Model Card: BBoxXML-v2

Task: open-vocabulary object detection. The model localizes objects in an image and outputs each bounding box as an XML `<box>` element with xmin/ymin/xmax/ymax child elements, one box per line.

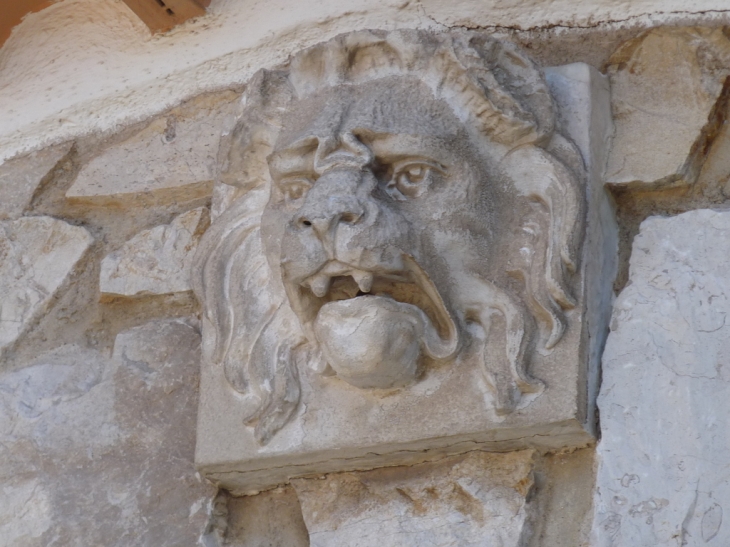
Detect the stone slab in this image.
<box><xmin>292</xmin><ymin>450</ymin><xmax>535</xmax><ymax>547</ymax></box>
<box><xmin>0</xmin><ymin>142</ymin><xmax>72</xmax><ymax>220</ymax></box>
<box><xmin>224</xmin><ymin>487</ymin><xmax>309</xmax><ymax>547</ymax></box>
<box><xmin>100</xmin><ymin>207</ymin><xmax>209</xmax><ymax>298</ymax></box>
<box><xmin>591</xmin><ymin>209</ymin><xmax>730</xmax><ymax>546</ymax></box>
<box><xmin>0</xmin><ymin>216</ymin><xmax>92</xmax><ymax>354</ymax></box>
<box><xmin>196</xmin><ymin>58</ymin><xmax>613</xmax><ymax>494</ymax></box>
<box><xmin>605</xmin><ymin>27</ymin><xmax>730</xmax><ymax>186</ymax></box>
<box><xmin>0</xmin><ymin>319</ymin><xmax>215</xmax><ymax>547</ymax></box>
<box><xmin>66</xmin><ymin>93</ymin><xmax>239</xmax><ymax>206</ymax></box>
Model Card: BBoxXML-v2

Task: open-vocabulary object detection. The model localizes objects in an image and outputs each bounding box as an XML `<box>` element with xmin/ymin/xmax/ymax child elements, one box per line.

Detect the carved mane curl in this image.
<box><xmin>192</xmin><ymin>29</ymin><xmax>584</xmax><ymax>444</ymax></box>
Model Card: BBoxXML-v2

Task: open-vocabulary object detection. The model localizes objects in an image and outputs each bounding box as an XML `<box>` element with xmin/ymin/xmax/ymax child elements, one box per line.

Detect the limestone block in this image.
<box><xmin>292</xmin><ymin>450</ymin><xmax>535</xmax><ymax>547</ymax></box>
<box><xmin>0</xmin><ymin>216</ymin><xmax>92</xmax><ymax>353</ymax></box>
<box><xmin>591</xmin><ymin>209</ymin><xmax>730</xmax><ymax>546</ymax></box>
<box><xmin>66</xmin><ymin>93</ymin><xmax>240</xmax><ymax>205</ymax></box>
<box><xmin>0</xmin><ymin>320</ymin><xmax>214</xmax><ymax>547</ymax></box>
<box><xmin>100</xmin><ymin>207</ymin><xmax>209</xmax><ymax>298</ymax></box>
<box><xmin>0</xmin><ymin>142</ymin><xmax>72</xmax><ymax>220</ymax></box>
<box><xmin>193</xmin><ymin>30</ymin><xmax>616</xmax><ymax>494</ymax></box>
<box><xmin>606</xmin><ymin>28</ymin><xmax>730</xmax><ymax>186</ymax></box>
<box><xmin>224</xmin><ymin>487</ymin><xmax>310</xmax><ymax>547</ymax></box>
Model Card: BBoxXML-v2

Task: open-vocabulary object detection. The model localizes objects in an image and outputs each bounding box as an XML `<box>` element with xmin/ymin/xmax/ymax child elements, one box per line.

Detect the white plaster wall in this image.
<box><xmin>1</xmin><ymin>0</ymin><xmax>729</xmax><ymax>161</ymax></box>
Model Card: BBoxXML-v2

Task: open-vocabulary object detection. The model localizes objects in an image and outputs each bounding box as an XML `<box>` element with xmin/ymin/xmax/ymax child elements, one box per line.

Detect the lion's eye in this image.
<box><xmin>387</xmin><ymin>161</ymin><xmax>443</xmax><ymax>200</ymax></box>
<box><xmin>280</xmin><ymin>178</ymin><xmax>313</xmax><ymax>203</ymax></box>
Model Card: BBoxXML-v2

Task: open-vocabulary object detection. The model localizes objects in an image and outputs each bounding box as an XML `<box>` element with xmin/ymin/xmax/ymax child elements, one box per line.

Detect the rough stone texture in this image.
<box><xmin>0</xmin><ymin>319</ymin><xmax>214</xmax><ymax>547</ymax></box>
<box><xmin>292</xmin><ymin>450</ymin><xmax>535</xmax><ymax>547</ymax></box>
<box><xmin>224</xmin><ymin>487</ymin><xmax>310</xmax><ymax>547</ymax></box>
<box><xmin>0</xmin><ymin>216</ymin><xmax>92</xmax><ymax>354</ymax></box>
<box><xmin>591</xmin><ymin>209</ymin><xmax>730</xmax><ymax>546</ymax></box>
<box><xmin>66</xmin><ymin>93</ymin><xmax>239</xmax><ymax>206</ymax></box>
<box><xmin>529</xmin><ymin>449</ymin><xmax>595</xmax><ymax>547</ymax></box>
<box><xmin>100</xmin><ymin>207</ymin><xmax>210</xmax><ymax>298</ymax></box>
<box><xmin>606</xmin><ymin>27</ymin><xmax>730</xmax><ymax>186</ymax></box>
<box><xmin>0</xmin><ymin>142</ymin><xmax>72</xmax><ymax>220</ymax></box>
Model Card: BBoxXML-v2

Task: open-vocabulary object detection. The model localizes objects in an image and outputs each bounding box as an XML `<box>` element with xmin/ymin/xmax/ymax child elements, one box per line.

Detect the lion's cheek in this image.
<box><xmin>312</xmin><ymin>296</ymin><xmax>424</xmax><ymax>390</ymax></box>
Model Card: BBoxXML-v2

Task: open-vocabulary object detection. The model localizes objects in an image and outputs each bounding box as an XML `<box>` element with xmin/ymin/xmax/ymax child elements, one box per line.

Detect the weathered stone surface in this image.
<box><xmin>0</xmin><ymin>216</ymin><xmax>92</xmax><ymax>353</ymax></box>
<box><xmin>292</xmin><ymin>450</ymin><xmax>535</xmax><ymax>547</ymax></box>
<box><xmin>591</xmin><ymin>209</ymin><xmax>730</xmax><ymax>546</ymax></box>
<box><xmin>224</xmin><ymin>487</ymin><xmax>310</xmax><ymax>547</ymax></box>
<box><xmin>0</xmin><ymin>319</ymin><xmax>214</xmax><ymax>547</ymax></box>
<box><xmin>530</xmin><ymin>449</ymin><xmax>595</xmax><ymax>547</ymax></box>
<box><xmin>0</xmin><ymin>142</ymin><xmax>72</xmax><ymax>220</ymax></box>
<box><xmin>100</xmin><ymin>207</ymin><xmax>209</xmax><ymax>298</ymax></box>
<box><xmin>66</xmin><ymin>93</ymin><xmax>239</xmax><ymax>205</ymax></box>
<box><xmin>606</xmin><ymin>28</ymin><xmax>730</xmax><ymax>186</ymax></box>
<box><xmin>193</xmin><ymin>31</ymin><xmax>613</xmax><ymax>494</ymax></box>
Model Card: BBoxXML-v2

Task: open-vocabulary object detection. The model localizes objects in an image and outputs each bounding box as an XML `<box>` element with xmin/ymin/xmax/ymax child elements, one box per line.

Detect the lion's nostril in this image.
<box><xmin>340</xmin><ymin>212</ymin><xmax>359</xmax><ymax>224</ymax></box>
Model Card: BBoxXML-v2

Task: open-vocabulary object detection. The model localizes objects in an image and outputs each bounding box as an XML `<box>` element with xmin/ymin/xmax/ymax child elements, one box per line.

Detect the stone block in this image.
<box><xmin>193</xmin><ymin>30</ymin><xmax>616</xmax><ymax>494</ymax></box>
<box><xmin>224</xmin><ymin>487</ymin><xmax>309</xmax><ymax>547</ymax></box>
<box><xmin>66</xmin><ymin>93</ymin><xmax>240</xmax><ymax>206</ymax></box>
<box><xmin>591</xmin><ymin>209</ymin><xmax>730</xmax><ymax>546</ymax></box>
<box><xmin>292</xmin><ymin>450</ymin><xmax>535</xmax><ymax>547</ymax></box>
<box><xmin>606</xmin><ymin>27</ymin><xmax>730</xmax><ymax>187</ymax></box>
<box><xmin>0</xmin><ymin>216</ymin><xmax>92</xmax><ymax>354</ymax></box>
<box><xmin>0</xmin><ymin>142</ymin><xmax>72</xmax><ymax>220</ymax></box>
<box><xmin>0</xmin><ymin>320</ymin><xmax>215</xmax><ymax>547</ymax></box>
<box><xmin>100</xmin><ymin>207</ymin><xmax>209</xmax><ymax>298</ymax></box>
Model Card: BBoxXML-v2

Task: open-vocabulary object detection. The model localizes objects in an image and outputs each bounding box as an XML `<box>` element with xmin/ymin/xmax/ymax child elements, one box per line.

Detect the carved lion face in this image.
<box><xmin>193</xmin><ymin>30</ymin><xmax>584</xmax><ymax>444</ymax></box>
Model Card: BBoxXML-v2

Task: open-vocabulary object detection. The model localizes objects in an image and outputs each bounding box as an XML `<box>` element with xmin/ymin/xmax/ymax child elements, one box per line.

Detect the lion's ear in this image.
<box><xmin>500</xmin><ymin>144</ymin><xmax>585</xmax><ymax>349</ymax></box>
<box><xmin>218</xmin><ymin>69</ymin><xmax>293</xmax><ymax>191</ymax></box>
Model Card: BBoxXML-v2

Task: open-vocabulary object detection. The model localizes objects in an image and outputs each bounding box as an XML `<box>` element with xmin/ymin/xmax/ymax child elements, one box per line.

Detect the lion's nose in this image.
<box><xmin>296</xmin><ymin>209</ymin><xmax>363</xmax><ymax>238</ymax></box>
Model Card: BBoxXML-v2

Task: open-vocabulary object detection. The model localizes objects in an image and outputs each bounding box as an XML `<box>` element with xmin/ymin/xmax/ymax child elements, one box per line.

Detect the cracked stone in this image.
<box><xmin>99</xmin><ymin>207</ymin><xmax>210</xmax><ymax>298</ymax></box>
<box><xmin>292</xmin><ymin>450</ymin><xmax>536</xmax><ymax>547</ymax></box>
<box><xmin>0</xmin><ymin>319</ymin><xmax>215</xmax><ymax>547</ymax></box>
<box><xmin>0</xmin><ymin>216</ymin><xmax>92</xmax><ymax>354</ymax></box>
<box><xmin>0</xmin><ymin>142</ymin><xmax>73</xmax><ymax>220</ymax></box>
<box><xmin>605</xmin><ymin>27</ymin><xmax>730</xmax><ymax>187</ymax></box>
<box><xmin>591</xmin><ymin>209</ymin><xmax>730</xmax><ymax>546</ymax></box>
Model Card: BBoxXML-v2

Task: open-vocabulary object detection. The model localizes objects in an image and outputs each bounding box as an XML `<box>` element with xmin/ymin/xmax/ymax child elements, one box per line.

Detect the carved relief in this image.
<box><xmin>192</xmin><ymin>29</ymin><xmax>585</xmax><ymax>445</ymax></box>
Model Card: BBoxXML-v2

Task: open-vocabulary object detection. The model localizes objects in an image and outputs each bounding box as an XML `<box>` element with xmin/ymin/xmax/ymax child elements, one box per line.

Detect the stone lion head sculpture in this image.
<box><xmin>192</xmin><ymin>29</ymin><xmax>585</xmax><ymax>445</ymax></box>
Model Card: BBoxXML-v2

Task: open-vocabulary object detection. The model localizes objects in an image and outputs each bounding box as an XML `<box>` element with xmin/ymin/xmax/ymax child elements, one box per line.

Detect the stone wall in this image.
<box><xmin>3</xmin><ymin>4</ymin><xmax>730</xmax><ymax>547</ymax></box>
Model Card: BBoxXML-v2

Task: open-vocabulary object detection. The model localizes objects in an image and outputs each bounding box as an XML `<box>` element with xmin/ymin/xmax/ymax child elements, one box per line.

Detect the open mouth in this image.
<box><xmin>292</xmin><ymin>256</ymin><xmax>459</xmax><ymax>358</ymax></box>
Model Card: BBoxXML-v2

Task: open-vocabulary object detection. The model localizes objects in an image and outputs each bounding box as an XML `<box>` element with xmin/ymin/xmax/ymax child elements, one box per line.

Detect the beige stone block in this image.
<box><xmin>0</xmin><ymin>320</ymin><xmax>215</xmax><ymax>547</ymax></box>
<box><xmin>591</xmin><ymin>209</ymin><xmax>730</xmax><ymax>546</ymax></box>
<box><xmin>606</xmin><ymin>27</ymin><xmax>730</xmax><ymax>187</ymax></box>
<box><xmin>0</xmin><ymin>142</ymin><xmax>72</xmax><ymax>220</ymax></box>
<box><xmin>66</xmin><ymin>93</ymin><xmax>240</xmax><ymax>206</ymax></box>
<box><xmin>100</xmin><ymin>207</ymin><xmax>209</xmax><ymax>298</ymax></box>
<box><xmin>224</xmin><ymin>487</ymin><xmax>309</xmax><ymax>547</ymax></box>
<box><xmin>0</xmin><ymin>216</ymin><xmax>92</xmax><ymax>353</ymax></box>
<box><xmin>292</xmin><ymin>450</ymin><xmax>535</xmax><ymax>547</ymax></box>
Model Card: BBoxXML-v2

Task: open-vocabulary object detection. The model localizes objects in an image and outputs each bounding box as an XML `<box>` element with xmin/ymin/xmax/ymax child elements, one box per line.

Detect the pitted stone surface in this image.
<box><xmin>66</xmin><ymin>93</ymin><xmax>239</xmax><ymax>205</ymax></box>
<box><xmin>606</xmin><ymin>27</ymin><xmax>730</xmax><ymax>186</ymax></box>
<box><xmin>0</xmin><ymin>320</ymin><xmax>214</xmax><ymax>547</ymax></box>
<box><xmin>292</xmin><ymin>450</ymin><xmax>535</xmax><ymax>547</ymax></box>
<box><xmin>100</xmin><ymin>207</ymin><xmax>209</xmax><ymax>298</ymax></box>
<box><xmin>591</xmin><ymin>209</ymin><xmax>730</xmax><ymax>546</ymax></box>
<box><xmin>0</xmin><ymin>216</ymin><xmax>92</xmax><ymax>353</ymax></box>
<box><xmin>0</xmin><ymin>142</ymin><xmax>72</xmax><ymax>220</ymax></box>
